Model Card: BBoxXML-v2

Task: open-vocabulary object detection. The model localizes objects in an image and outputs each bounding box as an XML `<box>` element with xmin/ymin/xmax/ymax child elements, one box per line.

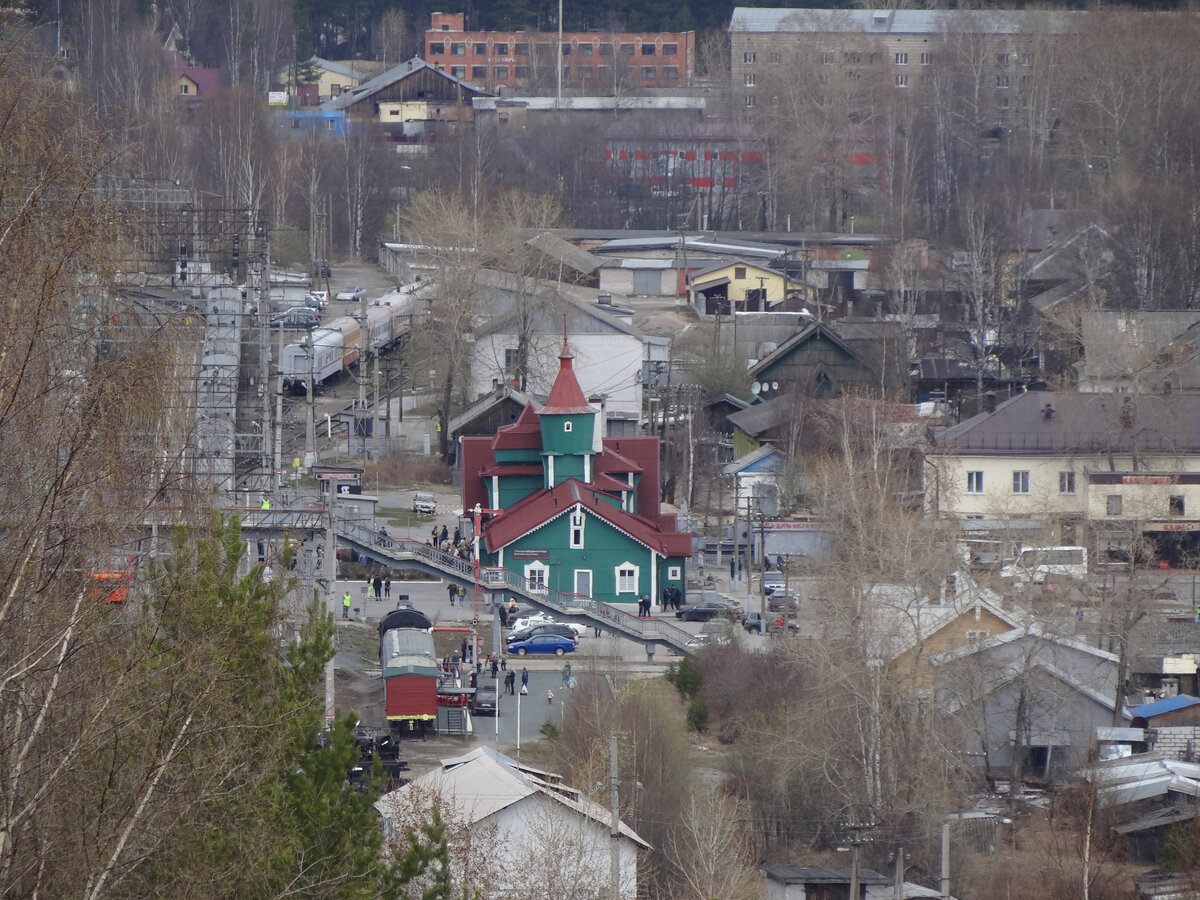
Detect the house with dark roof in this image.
<box><xmin>321</xmin><ymin>57</ymin><xmax>491</xmax><ymax>140</ymax></box>
<box><xmin>461</xmin><ymin>339</ymin><xmax>691</xmax><ymax>612</ymax></box>
<box><xmin>166</xmin><ymin>50</ymin><xmax>220</xmax><ymax>113</ymax></box>
<box><xmin>930</xmin><ymin>391</ymin><xmax>1200</xmax><ymax>564</ymax></box>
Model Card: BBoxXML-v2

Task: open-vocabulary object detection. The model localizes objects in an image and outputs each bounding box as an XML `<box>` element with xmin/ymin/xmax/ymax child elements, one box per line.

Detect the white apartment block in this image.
<box><xmin>930</xmin><ymin>392</ymin><xmax>1200</xmax><ymax>565</ymax></box>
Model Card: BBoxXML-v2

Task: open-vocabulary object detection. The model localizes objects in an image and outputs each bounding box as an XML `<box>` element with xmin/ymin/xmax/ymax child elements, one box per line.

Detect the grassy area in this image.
<box><xmin>377</xmin><ymin>506</ymin><xmax>435</xmax><ymax>528</ymax></box>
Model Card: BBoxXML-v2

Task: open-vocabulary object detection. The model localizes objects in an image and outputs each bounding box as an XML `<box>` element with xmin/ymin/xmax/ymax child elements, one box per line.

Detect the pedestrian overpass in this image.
<box><xmin>335</xmin><ymin>519</ymin><xmax>695</xmax><ymax>658</ymax></box>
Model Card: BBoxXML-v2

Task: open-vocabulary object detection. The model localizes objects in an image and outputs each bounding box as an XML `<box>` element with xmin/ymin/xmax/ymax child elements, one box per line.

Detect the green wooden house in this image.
<box><xmin>460</xmin><ymin>340</ymin><xmax>692</xmax><ymax>612</ymax></box>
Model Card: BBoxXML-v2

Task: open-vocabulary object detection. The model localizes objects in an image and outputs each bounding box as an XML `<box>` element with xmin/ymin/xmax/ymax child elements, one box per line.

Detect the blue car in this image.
<box><xmin>508</xmin><ymin>633</ymin><xmax>576</xmax><ymax>656</ymax></box>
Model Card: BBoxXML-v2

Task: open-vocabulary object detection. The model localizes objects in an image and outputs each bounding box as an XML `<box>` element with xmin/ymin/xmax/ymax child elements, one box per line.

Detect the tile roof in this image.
<box><xmin>492</xmin><ymin>403</ymin><xmax>543</xmax><ymax>451</ymax></box>
<box><xmin>538</xmin><ymin>340</ymin><xmax>595</xmax><ymax>415</ymax></box>
<box><xmin>483</xmin><ymin>478</ymin><xmax>691</xmax><ymax>557</ymax></box>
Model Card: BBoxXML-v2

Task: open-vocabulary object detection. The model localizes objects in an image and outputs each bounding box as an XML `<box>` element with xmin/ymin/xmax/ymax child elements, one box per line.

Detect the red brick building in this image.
<box><xmin>425</xmin><ymin>12</ymin><xmax>694</xmax><ymax>95</ymax></box>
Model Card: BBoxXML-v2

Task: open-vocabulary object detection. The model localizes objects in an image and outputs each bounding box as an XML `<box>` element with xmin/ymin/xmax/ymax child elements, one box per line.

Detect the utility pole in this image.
<box><xmin>274</xmin><ymin>319</ymin><xmax>285</xmax><ymax>489</ymax></box>
<box><xmin>842</xmin><ymin>821</ymin><xmax>875</xmax><ymax>900</ymax></box>
<box><xmin>609</xmin><ymin>735</ymin><xmax>620</xmax><ymax>900</ymax></box>
<box><xmin>305</xmin><ymin>330</ymin><xmax>316</xmax><ymax>469</ymax></box>
<box><xmin>940</xmin><ymin>821</ymin><xmax>951</xmax><ymax>900</ymax></box>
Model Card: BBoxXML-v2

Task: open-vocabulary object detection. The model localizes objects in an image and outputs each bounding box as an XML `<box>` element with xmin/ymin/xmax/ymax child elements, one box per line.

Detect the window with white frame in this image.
<box><xmin>745</xmin><ymin>72</ymin><xmax>756</xmax><ymax>87</ymax></box>
<box><xmin>895</xmin><ymin>74</ymin><xmax>908</xmax><ymax>87</ymax></box>
<box><xmin>1059</xmin><ymin>471</ymin><xmax>1076</xmax><ymax>494</ymax></box>
<box><xmin>1107</xmin><ymin>495</ymin><xmax>1123</xmax><ymax>516</ymax></box>
<box><xmin>894</xmin><ymin>52</ymin><xmax>908</xmax><ymax>65</ymax></box>
<box><xmin>743</xmin><ymin>51</ymin><xmax>756</xmax><ymax>64</ymax></box>
<box><xmin>1012</xmin><ymin>470</ymin><xmax>1030</xmax><ymax>493</ymax></box>
<box><xmin>563</xmin><ymin>421</ymin><xmax>572</xmax><ymax>432</ymax></box>
<box><xmin>524</xmin><ymin>562</ymin><xmax>548</xmax><ymax>592</ymax></box>
<box><xmin>967</xmin><ymin>471</ymin><xmax>984</xmax><ymax>494</ymax></box>
<box><xmin>921</xmin><ymin>52</ymin><xmax>933</xmax><ymax>65</ymax></box>
<box><xmin>745</xmin><ymin>94</ymin><xmax>756</xmax><ymax>108</ymax></box>
<box><xmin>668</xmin><ymin>566</ymin><xmax>681</xmax><ymax>580</ymax></box>
<box><xmin>570</xmin><ymin>512</ymin><xmax>585</xmax><ymax>549</ymax></box>
<box><xmin>615</xmin><ymin>563</ymin><xmax>638</xmax><ymax>594</ymax></box>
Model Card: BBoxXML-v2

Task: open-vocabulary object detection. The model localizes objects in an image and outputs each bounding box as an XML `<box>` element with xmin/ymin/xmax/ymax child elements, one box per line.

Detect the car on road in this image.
<box><xmin>507</xmin><ymin>623</ymin><xmax>580</xmax><ymax>645</ymax></box>
<box><xmin>763</xmin><ymin>571</ymin><xmax>786</xmax><ymax>595</ymax></box>
<box><xmin>412</xmin><ymin>491</ymin><xmax>437</xmax><ymax>515</ymax></box>
<box><xmin>509</xmin><ymin>614</ymin><xmax>555</xmax><ymax>632</ymax></box>
<box><xmin>471</xmin><ymin>682</ymin><xmax>498</xmax><ymax>715</ymax></box>
<box><xmin>676</xmin><ymin>599</ymin><xmax>740</xmax><ymax>622</ymax></box>
<box><xmin>508</xmin><ymin>633</ymin><xmax>576</xmax><ymax>656</ymax></box>
<box><xmin>336</xmin><ymin>286</ymin><xmax>366</xmax><ymax>301</ymax></box>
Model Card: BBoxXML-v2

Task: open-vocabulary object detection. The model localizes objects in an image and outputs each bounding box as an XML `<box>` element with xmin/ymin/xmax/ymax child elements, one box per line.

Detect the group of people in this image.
<box><xmin>660</xmin><ymin>585</ymin><xmax>683</xmax><ymax>612</ymax></box>
<box><xmin>428</xmin><ymin>525</ymin><xmax>475</xmax><ymax>562</ymax></box>
<box><xmin>635</xmin><ymin>594</ymin><xmax>653</xmax><ymax>617</ymax></box>
<box><xmin>370</xmin><ymin>575</ymin><xmax>392</xmax><ymax>600</ymax></box>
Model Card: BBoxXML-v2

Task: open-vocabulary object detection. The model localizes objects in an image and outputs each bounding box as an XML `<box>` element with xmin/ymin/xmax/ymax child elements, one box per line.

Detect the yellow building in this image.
<box><xmin>688</xmin><ymin>259</ymin><xmax>801</xmax><ymax>316</ymax></box>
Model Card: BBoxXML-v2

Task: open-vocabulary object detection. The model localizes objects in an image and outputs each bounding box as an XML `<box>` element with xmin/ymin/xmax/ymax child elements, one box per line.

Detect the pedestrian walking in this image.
<box><xmin>451</xmin><ymin>650</ymin><xmax>461</xmax><ymax>678</ymax></box>
<box><xmin>372</xmin><ymin>575</ymin><xmax>383</xmax><ymax>599</ymax></box>
<box><xmin>447</xmin><ymin>581</ymin><xmax>457</xmax><ymax>606</ymax></box>
<box><xmin>440</xmin><ymin>525</ymin><xmax>448</xmax><ymax>543</ymax></box>
<box><xmin>594</xmin><ymin>624</ymin><xmax>602</xmax><ymax>637</ymax></box>
<box><xmin>461</xmin><ymin>638</ymin><xmax>469</xmax><ymax>662</ymax></box>
<box><xmin>561</xmin><ymin>662</ymin><xmax>572</xmax><ymax>688</ymax></box>
<box><xmin>505</xmin><ymin>671</ymin><xmax>516</xmax><ymax>695</ymax></box>
<box><xmin>547</xmin><ymin>689</ymin><xmax>554</xmax><ymax>704</ymax></box>
<box><xmin>384</xmin><ymin>577</ymin><xmax>391</xmax><ymax>599</ymax></box>
<box><xmin>521</xmin><ymin>667</ymin><xmax>529</xmax><ymax>690</ymax></box>
<box><xmin>490</xmin><ymin>656</ymin><xmax>499</xmax><ymax>678</ymax></box>
<box><xmin>342</xmin><ymin>591</ymin><xmax>351</xmax><ymax>619</ymax></box>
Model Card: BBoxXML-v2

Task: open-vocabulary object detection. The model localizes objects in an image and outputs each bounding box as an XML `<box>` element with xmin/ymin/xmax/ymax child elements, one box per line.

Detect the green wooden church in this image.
<box><xmin>460</xmin><ymin>339</ymin><xmax>692</xmax><ymax>611</ymax></box>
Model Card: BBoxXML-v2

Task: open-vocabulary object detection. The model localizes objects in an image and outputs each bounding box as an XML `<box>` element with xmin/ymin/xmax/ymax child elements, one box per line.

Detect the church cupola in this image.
<box><xmin>538</xmin><ymin>335</ymin><xmax>597</xmax><ymax>485</ymax></box>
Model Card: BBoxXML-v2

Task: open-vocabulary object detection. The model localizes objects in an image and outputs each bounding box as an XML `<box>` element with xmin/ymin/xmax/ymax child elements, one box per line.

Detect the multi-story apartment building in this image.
<box><xmin>425</xmin><ymin>13</ymin><xmax>694</xmax><ymax>95</ymax></box>
<box><xmin>729</xmin><ymin>7</ymin><xmax>1086</xmax><ymax>118</ymax></box>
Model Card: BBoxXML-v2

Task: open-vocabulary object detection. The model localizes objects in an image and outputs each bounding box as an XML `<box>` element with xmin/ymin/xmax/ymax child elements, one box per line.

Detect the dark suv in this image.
<box><xmin>472</xmin><ymin>682</ymin><xmax>498</xmax><ymax>715</ymax></box>
<box><xmin>507</xmin><ymin>623</ymin><xmax>578</xmax><ymax>644</ymax></box>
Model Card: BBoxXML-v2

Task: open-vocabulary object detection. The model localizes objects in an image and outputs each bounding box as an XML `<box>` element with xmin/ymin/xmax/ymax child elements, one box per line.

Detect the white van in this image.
<box><xmin>999</xmin><ymin>546</ymin><xmax>1088</xmax><ymax>584</ymax></box>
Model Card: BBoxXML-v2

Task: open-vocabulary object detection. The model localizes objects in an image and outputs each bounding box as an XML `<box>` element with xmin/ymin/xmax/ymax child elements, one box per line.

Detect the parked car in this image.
<box><xmin>509</xmin><ymin>614</ymin><xmax>555</xmax><ymax>633</ymax></box>
<box><xmin>762</xmin><ymin>571</ymin><xmax>785</xmax><ymax>595</ymax></box>
<box><xmin>676</xmin><ymin>599</ymin><xmax>740</xmax><ymax>622</ymax></box>
<box><xmin>744</xmin><ymin>611</ymin><xmax>800</xmax><ymax>634</ymax></box>
<box><xmin>271</xmin><ymin>307</ymin><xmax>321</xmax><ymax>329</ymax></box>
<box><xmin>412</xmin><ymin>491</ymin><xmax>436</xmax><ymax>515</ymax></box>
<box><xmin>314</xmin><ymin>259</ymin><xmax>332</xmax><ymax>277</ymax></box>
<box><xmin>767</xmin><ymin>590</ymin><xmax>799</xmax><ymax>613</ymax></box>
<box><xmin>509</xmin><ymin>633</ymin><xmax>576</xmax><ymax>656</ymax></box>
<box><xmin>336</xmin><ymin>285</ymin><xmax>365</xmax><ymax>301</ymax></box>
<box><xmin>507</xmin><ymin>623</ymin><xmax>579</xmax><ymax>644</ymax></box>
<box><xmin>471</xmin><ymin>682</ymin><xmax>498</xmax><ymax>715</ymax></box>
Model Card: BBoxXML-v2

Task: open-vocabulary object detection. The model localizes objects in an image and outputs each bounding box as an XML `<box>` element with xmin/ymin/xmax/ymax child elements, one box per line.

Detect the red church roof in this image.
<box><xmin>482</xmin><ymin>478</ymin><xmax>691</xmax><ymax>557</ymax></box>
<box><xmin>538</xmin><ymin>338</ymin><xmax>594</xmax><ymax>415</ymax></box>
<box><xmin>491</xmin><ymin>402</ymin><xmax>542</xmax><ymax>450</ymax></box>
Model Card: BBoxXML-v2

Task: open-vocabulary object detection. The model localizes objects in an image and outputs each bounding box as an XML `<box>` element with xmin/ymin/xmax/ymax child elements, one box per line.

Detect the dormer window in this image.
<box><xmin>570</xmin><ymin>512</ymin><xmax>585</xmax><ymax>548</ymax></box>
<box><xmin>564</xmin><ymin>421</ymin><xmax>572</xmax><ymax>432</ymax></box>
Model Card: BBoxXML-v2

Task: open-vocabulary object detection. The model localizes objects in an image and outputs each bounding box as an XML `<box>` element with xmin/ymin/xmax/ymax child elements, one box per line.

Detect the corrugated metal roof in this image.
<box><xmin>1129</xmin><ymin>694</ymin><xmax>1200</xmax><ymax>719</ymax></box>
<box><xmin>731</xmin><ymin>7</ymin><xmax>1086</xmax><ymax>35</ymax></box>
<box><xmin>474</xmin><ymin>95</ymin><xmax>705</xmax><ymax>111</ymax></box>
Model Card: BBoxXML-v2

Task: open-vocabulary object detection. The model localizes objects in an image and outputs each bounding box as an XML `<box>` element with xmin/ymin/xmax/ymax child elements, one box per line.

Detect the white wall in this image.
<box><xmin>470</xmin><ymin>331</ymin><xmax>645</xmax><ymax>419</ymax></box>
<box><xmin>492</xmin><ymin>795</ymin><xmax>639</xmax><ymax>899</ymax></box>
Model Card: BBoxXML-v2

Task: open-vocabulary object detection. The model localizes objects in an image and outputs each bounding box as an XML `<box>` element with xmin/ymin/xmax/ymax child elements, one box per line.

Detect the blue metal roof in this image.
<box><xmin>1128</xmin><ymin>694</ymin><xmax>1200</xmax><ymax>719</ymax></box>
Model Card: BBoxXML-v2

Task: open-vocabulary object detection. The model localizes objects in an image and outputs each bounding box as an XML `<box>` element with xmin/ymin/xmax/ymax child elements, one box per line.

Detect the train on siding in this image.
<box><xmin>281</xmin><ymin>282</ymin><xmax>432</xmax><ymax>394</ymax></box>
<box><xmin>378</xmin><ymin>605</ymin><xmax>439</xmax><ymax>733</ymax></box>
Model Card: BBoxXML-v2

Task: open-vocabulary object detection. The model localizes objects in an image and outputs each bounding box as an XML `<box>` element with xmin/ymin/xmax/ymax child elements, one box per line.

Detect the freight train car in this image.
<box><xmin>379</xmin><ymin>606</ymin><xmax>438</xmax><ymax>732</ymax></box>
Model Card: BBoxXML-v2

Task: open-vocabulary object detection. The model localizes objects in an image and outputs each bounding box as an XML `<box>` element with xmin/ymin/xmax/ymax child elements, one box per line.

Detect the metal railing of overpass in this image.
<box><xmin>336</xmin><ymin>518</ymin><xmax>695</xmax><ymax>655</ymax></box>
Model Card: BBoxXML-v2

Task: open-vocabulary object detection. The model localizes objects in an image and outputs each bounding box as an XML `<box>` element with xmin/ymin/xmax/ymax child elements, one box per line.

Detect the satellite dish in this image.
<box><xmin>751</xmin><ymin>382</ymin><xmax>761</xmax><ymax>395</ymax></box>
